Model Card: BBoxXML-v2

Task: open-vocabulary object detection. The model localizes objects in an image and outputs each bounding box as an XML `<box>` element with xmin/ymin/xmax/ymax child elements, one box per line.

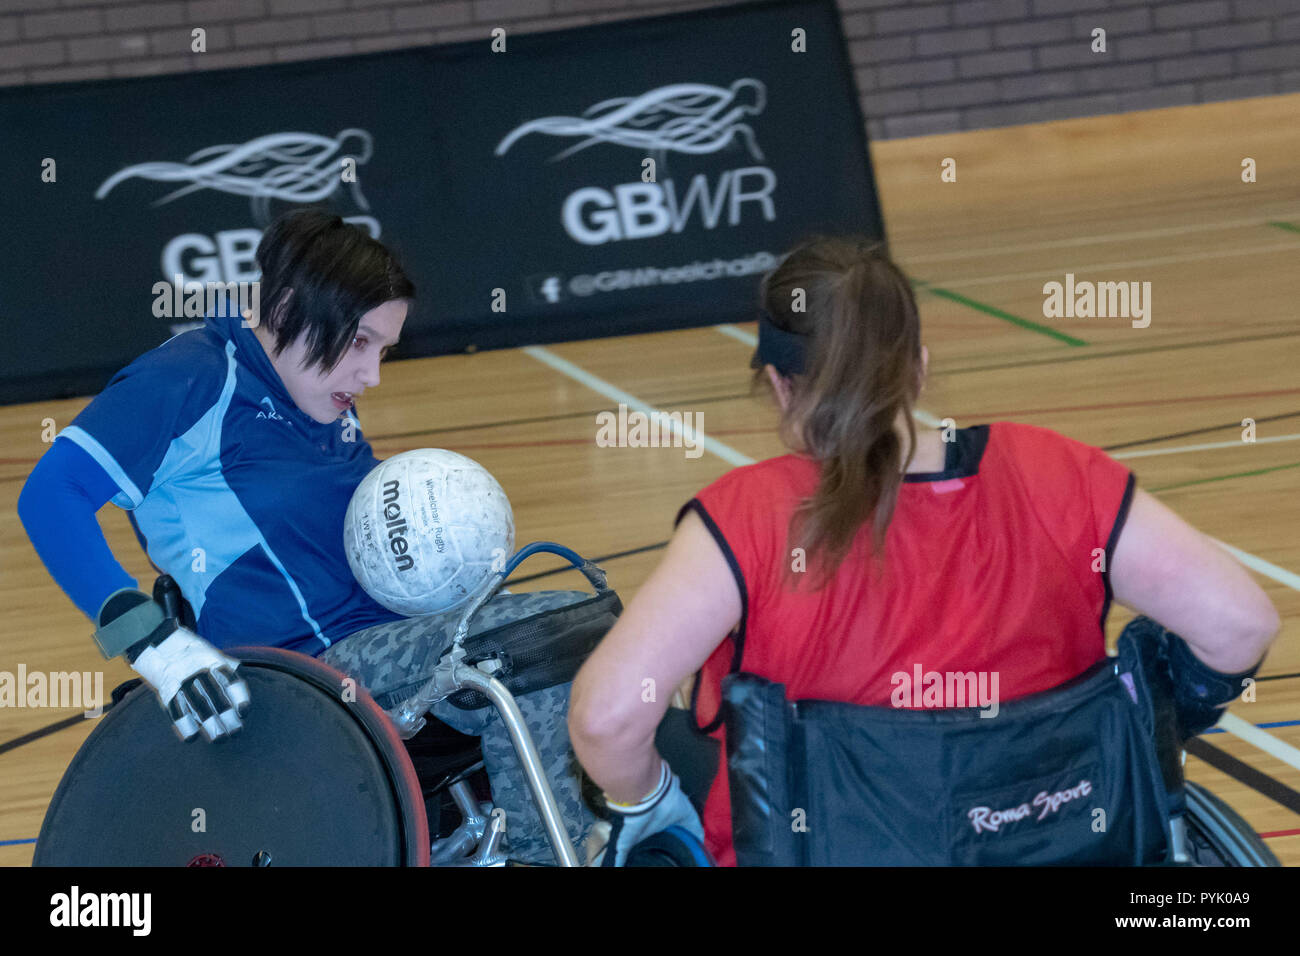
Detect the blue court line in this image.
<box><xmin>1205</xmin><ymin>719</ymin><xmax>1300</xmax><ymax>734</ymax></box>
<box><xmin>0</xmin><ymin>837</ymin><xmax>37</xmax><ymax>847</ymax></box>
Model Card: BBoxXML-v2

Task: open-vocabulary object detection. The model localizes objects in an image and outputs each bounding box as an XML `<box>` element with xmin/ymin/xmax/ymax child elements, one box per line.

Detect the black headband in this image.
<box><xmin>756</xmin><ymin>309</ymin><xmax>807</xmax><ymax>376</ymax></box>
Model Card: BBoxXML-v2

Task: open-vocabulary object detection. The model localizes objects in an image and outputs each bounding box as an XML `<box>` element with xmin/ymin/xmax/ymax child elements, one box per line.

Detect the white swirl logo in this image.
<box><xmin>495</xmin><ymin>79</ymin><xmax>766</xmax><ymax>163</ymax></box>
<box><xmin>94</xmin><ymin>129</ymin><xmax>374</xmax><ymax>224</ymax></box>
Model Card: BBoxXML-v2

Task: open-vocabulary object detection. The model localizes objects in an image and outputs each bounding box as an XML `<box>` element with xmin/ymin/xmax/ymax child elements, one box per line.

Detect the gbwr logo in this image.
<box><xmin>560</xmin><ymin>170</ymin><xmax>775</xmax><ymax>245</ymax></box>
<box><xmin>496</xmin><ymin>80</ymin><xmax>777</xmax><ymax>246</ymax></box>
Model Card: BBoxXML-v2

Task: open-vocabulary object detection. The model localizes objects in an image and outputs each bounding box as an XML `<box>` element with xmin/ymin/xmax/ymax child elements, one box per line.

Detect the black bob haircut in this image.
<box><xmin>253</xmin><ymin>207</ymin><xmax>416</xmax><ymax>373</ymax></box>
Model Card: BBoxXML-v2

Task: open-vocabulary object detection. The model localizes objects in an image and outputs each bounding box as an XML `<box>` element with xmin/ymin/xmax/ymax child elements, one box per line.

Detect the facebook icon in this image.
<box><xmin>527</xmin><ymin>275</ymin><xmax>564</xmax><ymax>304</ymax></box>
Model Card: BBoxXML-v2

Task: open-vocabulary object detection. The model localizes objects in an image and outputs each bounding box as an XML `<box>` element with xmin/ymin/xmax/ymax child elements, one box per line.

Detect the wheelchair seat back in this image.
<box><xmin>722</xmin><ymin>626</ymin><xmax>1181</xmax><ymax>866</ymax></box>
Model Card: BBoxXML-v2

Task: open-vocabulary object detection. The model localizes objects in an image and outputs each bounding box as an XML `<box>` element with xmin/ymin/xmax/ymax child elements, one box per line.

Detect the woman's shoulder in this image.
<box><xmin>77</xmin><ymin>327</ymin><xmax>236</xmax><ymax>448</ymax></box>
<box><xmin>986</xmin><ymin>421</ymin><xmax>1110</xmax><ymax>463</ymax></box>
<box><xmin>110</xmin><ymin>325</ymin><xmax>231</xmax><ymax>397</ymax></box>
<box><xmin>984</xmin><ymin>421</ymin><xmax>1128</xmax><ymax>502</ymax></box>
<box><xmin>693</xmin><ymin>453</ymin><xmax>817</xmax><ymax>504</ymax></box>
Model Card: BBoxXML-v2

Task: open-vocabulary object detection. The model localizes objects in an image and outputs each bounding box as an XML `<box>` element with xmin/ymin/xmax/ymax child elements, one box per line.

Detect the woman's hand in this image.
<box><xmin>95</xmin><ymin>588</ymin><xmax>250</xmax><ymax>741</ymax></box>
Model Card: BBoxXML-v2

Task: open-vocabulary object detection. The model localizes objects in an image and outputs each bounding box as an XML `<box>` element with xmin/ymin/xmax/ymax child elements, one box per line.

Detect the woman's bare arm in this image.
<box><xmin>1109</xmin><ymin>488</ymin><xmax>1280</xmax><ymax>673</ymax></box>
<box><xmin>568</xmin><ymin>508</ymin><xmax>741</xmax><ymax>804</ymax></box>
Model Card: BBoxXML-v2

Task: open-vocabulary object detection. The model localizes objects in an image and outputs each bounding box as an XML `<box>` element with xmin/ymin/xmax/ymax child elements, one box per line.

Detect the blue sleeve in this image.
<box><xmin>17</xmin><ymin>437</ymin><xmax>140</xmax><ymax>621</ymax></box>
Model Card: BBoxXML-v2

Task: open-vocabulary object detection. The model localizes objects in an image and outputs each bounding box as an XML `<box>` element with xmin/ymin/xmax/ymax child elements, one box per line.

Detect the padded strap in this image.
<box><xmin>93</xmin><ymin>588</ymin><xmax>165</xmax><ymax>660</ymax></box>
<box><xmin>721</xmin><ymin>672</ymin><xmax>800</xmax><ymax>866</ymax></box>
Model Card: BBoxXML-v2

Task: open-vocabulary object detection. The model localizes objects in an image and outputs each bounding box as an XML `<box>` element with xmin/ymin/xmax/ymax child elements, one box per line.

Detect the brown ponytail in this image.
<box><xmin>758</xmin><ymin>235</ymin><xmax>924</xmax><ymax>589</ymax></box>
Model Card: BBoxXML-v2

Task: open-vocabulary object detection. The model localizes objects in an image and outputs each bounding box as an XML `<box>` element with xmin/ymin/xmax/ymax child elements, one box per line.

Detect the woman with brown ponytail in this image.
<box><xmin>568</xmin><ymin>235</ymin><xmax>1279</xmax><ymax>867</ymax></box>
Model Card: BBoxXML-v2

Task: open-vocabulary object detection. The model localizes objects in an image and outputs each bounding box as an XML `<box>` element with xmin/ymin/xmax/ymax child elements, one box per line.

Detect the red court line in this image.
<box><xmin>371</xmin><ymin>428</ymin><xmax>776</xmax><ymax>454</ymax></box>
<box><xmin>963</xmin><ymin>387</ymin><xmax>1300</xmax><ymax>420</ymax></box>
<box><xmin>1259</xmin><ymin>827</ymin><xmax>1300</xmax><ymax>839</ymax></box>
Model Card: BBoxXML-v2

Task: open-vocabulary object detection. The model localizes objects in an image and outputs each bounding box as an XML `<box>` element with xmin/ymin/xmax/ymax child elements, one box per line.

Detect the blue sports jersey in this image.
<box><xmin>56</xmin><ymin>297</ymin><xmax>404</xmax><ymax>654</ymax></box>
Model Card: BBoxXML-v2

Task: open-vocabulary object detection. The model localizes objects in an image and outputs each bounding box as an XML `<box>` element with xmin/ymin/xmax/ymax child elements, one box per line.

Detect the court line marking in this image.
<box><xmin>719</xmin><ymin>326</ymin><xmax>1300</xmax><ymax>461</ymax></box>
<box><xmin>530</xmin><ymin>340</ymin><xmax>1300</xmax><ymax>771</ymax></box>
<box><xmin>921</xmin><ymin>285</ymin><xmax>1088</xmax><ymax>346</ymax></box>
<box><xmin>1112</xmin><ymin>434</ymin><xmax>1300</xmax><ymax>459</ymax></box>
<box><xmin>1149</xmin><ymin>460</ymin><xmax>1300</xmax><ymax>493</ymax></box>
<box><xmin>1258</xmin><ymin>827</ymin><xmax>1300</xmax><ymax>839</ymax></box>
<box><xmin>521</xmin><ymin>346</ymin><xmax>754</xmax><ymax>467</ymax></box>
<box><xmin>714</xmin><ymin>323</ymin><xmax>757</xmax><ymax>347</ymax></box>
<box><xmin>1217</xmin><ymin>712</ymin><xmax>1300</xmax><ymax>773</ymax></box>
<box><xmin>1211</xmin><ymin>538</ymin><xmax>1300</xmax><ymax>594</ymax></box>
<box><xmin>900</xmin><ymin>211</ymin><xmax>1300</xmax><ymax>264</ymax></box>
<box><xmin>966</xmin><ymin>387</ymin><xmax>1300</xmax><ymax>419</ymax></box>
<box><xmin>920</xmin><ymin>242</ymin><xmax>1300</xmax><ymax>290</ymax></box>
<box><xmin>1185</xmin><ymin>736</ymin><xmax>1300</xmax><ymax>817</ymax></box>
<box><xmin>940</xmin><ymin>330</ymin><xmax>1300</xmax><ymax>377</ymax></box>
<box><xmin>1105</xmin><ymin>413</ymin><xmax>1300</xmax><ymax>452</ymax></box>
<box><xmin>1207</xmin><ymin>719</ymin><xmax>1300</xmax><ymax>732</ymax></box>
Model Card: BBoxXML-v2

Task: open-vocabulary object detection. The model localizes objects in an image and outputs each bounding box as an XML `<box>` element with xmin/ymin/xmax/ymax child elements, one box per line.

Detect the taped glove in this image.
<box><xmin>94</xmin><ymin>588</ymin><xmax>250</xmax><ymax>742</ymax></box>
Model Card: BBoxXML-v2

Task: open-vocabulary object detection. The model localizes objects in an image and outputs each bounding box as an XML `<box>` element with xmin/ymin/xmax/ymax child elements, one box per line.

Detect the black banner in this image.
<box><xmin>0</xmin><ymin>0</ymin><xmax>883</xmax><ymax>405</ymax></box>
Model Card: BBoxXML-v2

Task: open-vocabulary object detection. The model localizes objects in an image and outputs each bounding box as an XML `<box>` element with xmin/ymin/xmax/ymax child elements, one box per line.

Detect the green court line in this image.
<box><xmin>914</xmin><ymin>281</ymin><xmax>1089</xmax><ymax>347</ymax></box>
<box><xmin>1267</xmin><ymin>221</ymin><xmax>1300</xmax><ymax>235</ymax></box>
<box><xmin>1148</xmin><ymin>460</ymin><xmax>1300</xmax><ymax>493</ymax></box>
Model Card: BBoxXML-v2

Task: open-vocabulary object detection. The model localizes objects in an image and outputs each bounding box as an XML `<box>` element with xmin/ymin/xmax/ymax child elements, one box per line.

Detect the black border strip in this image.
<box><xmin>0</xmin><ymin>713</ymin><xmax>92</xmax><ymax>758</ymax></box>
<box><xmin>1100</xmin><ymin>471</ymin><xmax>1138</xmax><ymax>638</ymax></box>
<box><xmin>903</xmin><ymin>423</ymin><xmax>990</xmax><ymax>483</ymax></box>
<box><xmin>675</xmin><ymin>498</ymin><xmax>749</xmax><ymax>736</ymax></box>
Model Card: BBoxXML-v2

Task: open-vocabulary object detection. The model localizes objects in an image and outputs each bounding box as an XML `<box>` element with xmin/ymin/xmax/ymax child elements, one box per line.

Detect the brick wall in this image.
<box><xmin>0</xmin><ymin>0</ymin><xmax>1296</xmax><ymax>139</ymax></box>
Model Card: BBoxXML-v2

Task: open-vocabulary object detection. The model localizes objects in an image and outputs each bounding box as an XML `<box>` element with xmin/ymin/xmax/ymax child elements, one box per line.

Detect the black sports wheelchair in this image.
<box><xmin>34</xmin><ymin>543</ymin><xmax>1278</xmax><ymax>867</ymax></box>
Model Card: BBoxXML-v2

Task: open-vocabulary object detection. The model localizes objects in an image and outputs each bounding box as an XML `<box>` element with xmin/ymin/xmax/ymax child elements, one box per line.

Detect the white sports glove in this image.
<box><xmin>131</xmin><ymin>627</ymin><xmax>251</xmax><ymax>742</ymax></box>
<box><xmin>95</xmin><ymin>588</ymin><xmax>250</xmax><ymax>742</ymax></box>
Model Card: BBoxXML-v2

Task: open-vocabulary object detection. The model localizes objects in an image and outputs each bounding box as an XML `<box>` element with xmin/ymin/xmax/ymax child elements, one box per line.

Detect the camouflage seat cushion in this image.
<box><xmin>321</xmin><ymin>591</ymin><xmax>600</xmax><ymax>865</ymax></box>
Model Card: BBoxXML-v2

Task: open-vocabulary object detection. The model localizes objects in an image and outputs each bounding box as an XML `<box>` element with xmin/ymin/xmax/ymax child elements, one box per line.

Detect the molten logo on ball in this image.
<box><xmin>382</xmin><ymin>480</ymin><xmax>414</xmax><ymax>571</ymax></box>
<box><xmin>345</xmin><ymin>449</ymin><xmax>514</xmax><ymax>616</ymax></box>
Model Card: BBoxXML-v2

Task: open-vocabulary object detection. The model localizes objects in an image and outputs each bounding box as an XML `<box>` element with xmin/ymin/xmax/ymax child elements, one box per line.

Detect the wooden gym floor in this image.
<box><xmin>1</xmin><ymin>92</ymin><xmax>1297</xmax><ymax>866</ymax></box>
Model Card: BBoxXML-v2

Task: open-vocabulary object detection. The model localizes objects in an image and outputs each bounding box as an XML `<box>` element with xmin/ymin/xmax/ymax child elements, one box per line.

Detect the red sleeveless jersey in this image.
<box><xmin>678</xmin><ymin>422</ymin><xmax>1136</xmax><ymax>867</ymax></box>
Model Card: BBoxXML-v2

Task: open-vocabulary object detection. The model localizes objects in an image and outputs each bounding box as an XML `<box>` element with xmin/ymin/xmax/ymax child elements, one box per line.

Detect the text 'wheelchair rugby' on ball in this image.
<box><xmin>344</xmin><ymin>449</ymin><xmax>515</xmax><ymax>616</ymax></box>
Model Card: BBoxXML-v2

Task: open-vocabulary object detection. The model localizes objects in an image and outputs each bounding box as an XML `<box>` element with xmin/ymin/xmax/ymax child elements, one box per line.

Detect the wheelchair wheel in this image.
<box><xmin>624</xmin><ymin>826</ymin><xmax>715</xmax><ymax>867</ymax></box>
<box><xmin>1181</xmin><ymin>781</ymin><xmax>1280</xmax><ymax>867</ymax></box>
<box><xmin>33</xmin><ymin>646</ymin><xmax>429</xmax><ymax>866</ymax></box>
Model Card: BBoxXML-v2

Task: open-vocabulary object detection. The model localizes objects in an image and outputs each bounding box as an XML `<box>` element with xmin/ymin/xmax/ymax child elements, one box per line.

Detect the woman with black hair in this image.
<box><xmin>20</xmin><ymin>209</ymin><xmax>597</xmax><ymax>863</ymax></box>
<box><xmin>568</xmin><ymin>235</ymin><xmax>1280</xmax><ymax>866</ymax></box>
<box><xmin>20</xmin><ymin>209</ymin><xmax>414</xmax><ymax>740</ymax></box>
